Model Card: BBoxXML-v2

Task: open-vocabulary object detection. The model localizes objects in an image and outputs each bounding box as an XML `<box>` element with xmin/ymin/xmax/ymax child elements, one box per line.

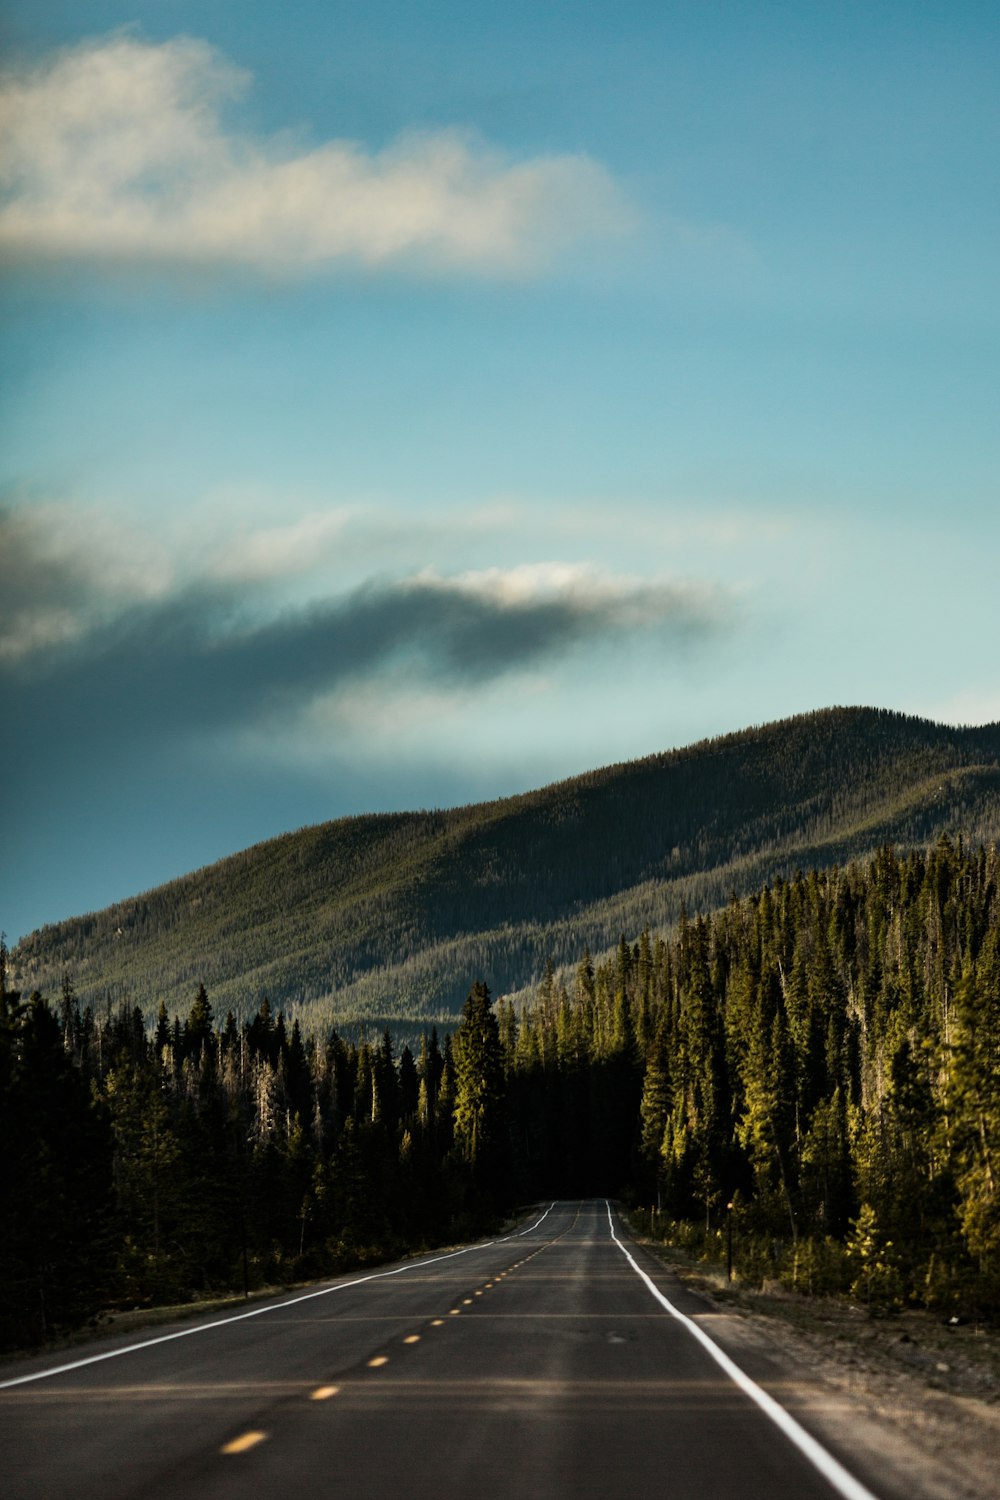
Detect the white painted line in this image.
<box><xmin>513</xmin><ymin>1201</ymin><xmax>555</xmax><ymax>1237</ymax></box>
<box><xmin>0</xmin><ymin>1202</ymin><xmax>562</xmax><ymax>1391</ymax></box>
<box><xmin>0</xmin><ymin>1247</ymin><xmax>489</xmax><ymax>1387</ymax></box>
<box><xmin>604</xmin><ymin>1202</ymin><xmax>881</xmax><ymax>1500</ymax></box>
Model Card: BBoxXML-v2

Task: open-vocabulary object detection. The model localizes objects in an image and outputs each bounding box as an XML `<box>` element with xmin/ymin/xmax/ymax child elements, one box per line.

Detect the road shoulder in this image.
<box><xmin>630</xmin><ymin>1235</ymin><xmax>1000</xmax><ymax>1500</ymax></box>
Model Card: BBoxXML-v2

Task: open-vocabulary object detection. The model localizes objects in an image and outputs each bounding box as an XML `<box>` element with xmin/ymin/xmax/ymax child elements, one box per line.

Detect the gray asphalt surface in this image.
<box><xmin>1</xmin><ymin>1201</ymin><xmax>897</xmax><ymax>1499</ymax></box>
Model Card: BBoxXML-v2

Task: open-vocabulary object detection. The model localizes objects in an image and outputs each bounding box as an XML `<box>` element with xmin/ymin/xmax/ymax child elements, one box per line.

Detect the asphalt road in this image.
<box><xmin>1</xmin><ymin>1201</ymin><xmax>897</xmax><ymax>1500</ymax></box>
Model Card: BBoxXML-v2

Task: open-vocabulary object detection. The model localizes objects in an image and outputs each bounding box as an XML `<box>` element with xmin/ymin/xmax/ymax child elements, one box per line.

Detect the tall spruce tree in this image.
<box><xmin>453</xmin><ymin>982</ymin><xmax>509</xmax><ymax>1211</ymax></box>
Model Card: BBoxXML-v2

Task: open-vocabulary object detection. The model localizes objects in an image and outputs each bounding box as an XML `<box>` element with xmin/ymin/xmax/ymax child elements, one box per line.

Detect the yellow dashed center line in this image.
<box><xmin>310</xmin><ymin>1386</ymin><xmax>339</xmax><ymax>1402</ymax></box>
<box><xmin>449</xmin><ymin>1308</ymin><xmax>460</xmax><ymax>1316</ymax></box>
<box><xmin>462</xmin><ymin>1298</ymin><xmax>473</xmax><ymax>1305</ymax></box>
<box><xmin>431</xmin><ymin>1319</ymin><xmax>444</xmax><ymax>1327</ymax></box>
<box><xmin>367</xmin><ymin>1356</ymin><xmax>389</xmax><ymax>1369</ymax></box>
<box><xmin>403</xmin><ymin>1334</ymin><xmax>421</xmax><ymax>1344</ymax></box>
<box><xmin>221</xmin><ymin>1431</ymin><xmax>268</xmax><ymax>1455</ymax></box>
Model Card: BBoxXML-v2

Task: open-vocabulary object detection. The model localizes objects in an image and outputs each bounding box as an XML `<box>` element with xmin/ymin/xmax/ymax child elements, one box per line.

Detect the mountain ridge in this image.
<box><xmin>12</xmin><ymin>705</ymin><xmax>1000</xmax><ymax>1029</ymax></box>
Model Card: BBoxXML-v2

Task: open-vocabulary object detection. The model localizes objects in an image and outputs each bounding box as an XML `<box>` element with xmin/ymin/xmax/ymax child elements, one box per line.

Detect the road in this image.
<box><xmin>2</xmin><ymin>1200</ymin><xmax>896</xmax><ymax>1500</ymax></box>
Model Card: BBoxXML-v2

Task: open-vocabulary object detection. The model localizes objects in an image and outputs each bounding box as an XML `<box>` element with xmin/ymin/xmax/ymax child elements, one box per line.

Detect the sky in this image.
<box><xmin>2</xmin><ymin>1</ymin><xmax>999</xmax><ymax>943</ymax></box>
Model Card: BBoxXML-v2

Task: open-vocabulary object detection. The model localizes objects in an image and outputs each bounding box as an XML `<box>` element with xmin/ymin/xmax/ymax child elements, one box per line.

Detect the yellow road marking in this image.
<box><xmin>221</xmin><ymin>1431</ymin><xmax>267</xmax><ymax>1455</ymax></box>
<box><xmin>367</xmin><ymin>1356</ymin><xmax>389</xmax><ymax>1368</ymax></box>
<box><xmin>310</xmin><ymin>1386</ymin><xmax>339</xmax><ymax>1401</ymax></box>
<box><xmin>431</xmin><ymin>1319</ymin><xmax>444</xmax><ymax>1327</ymax></box>
<box><xmin>403</xmin><ymin>1335</ymin><xmax>421</xmax><ymax>1344</ymax></box>
<box><xmin>449</xmin><ymin>1308</ymin><xmax>460</xmax><ymax>1316</ymax></box>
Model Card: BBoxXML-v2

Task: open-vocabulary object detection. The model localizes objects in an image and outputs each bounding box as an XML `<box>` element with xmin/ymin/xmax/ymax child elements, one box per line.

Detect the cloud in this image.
<box><xmin>0</xmin><ymin>503</ymin><xmax>173</xmax><ymax>662</ymax></box>
<box><xmin>210</xmin><ymin>509</ymin><xmax>354</xmax><ymax>583</ymax></box>
<box><xmin>199</xmin><ymin>499</ymin><xmax>531</xmax><ymax>589</ymax></box>
<box><xmin>2</xmin><ymin>498</ymin><xmax>729</xmax><ymax>765</ymax></box>
<box><xmin>2</xmin><ymin>501</ymin><xmax>733</xmax><ymax>675</ymax></box>
<box><xmin>418</xmin><ymin>561</ymin><xmax>717</xmax><ymax>636</ymax></box>
<box><xmin>0</xmin><ymin>33</ymin><xmax>629</xmax><ymax>275</ymax></box>
<box><xmin>8</xmin><ymin>566</ymin><xmax>724</xmax><ymax>715</ymax></box>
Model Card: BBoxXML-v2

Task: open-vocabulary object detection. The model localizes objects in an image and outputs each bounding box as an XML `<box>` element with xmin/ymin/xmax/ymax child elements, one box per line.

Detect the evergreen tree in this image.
<box><xmin>453</xmin><ymin>982</ymin><xmax>509</xmax><ymax>1210</ymax></box>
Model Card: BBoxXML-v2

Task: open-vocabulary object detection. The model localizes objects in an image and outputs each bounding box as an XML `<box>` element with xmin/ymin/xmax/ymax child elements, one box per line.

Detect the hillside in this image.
<box><xmin>11</xmin><ymin>706</ymin><xmax>1000</xmax><ymax>1030</ymax></box>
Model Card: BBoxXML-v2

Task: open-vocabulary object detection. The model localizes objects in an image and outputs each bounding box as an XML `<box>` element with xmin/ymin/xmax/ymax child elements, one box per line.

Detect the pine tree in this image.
<box><xmin>153</xmin><ymin>1001</ymin><xmax>171</xmax><ymax>1059</ymax></box>
<box><xmin>185</xmin><ymin>985</ymin><xmax>214</xmax><ymax>1062</ymax></box>
<box><xmin>453</xmin><ymin>982</ymin><xmax>509</xmax><ymax>1210</ymax></box>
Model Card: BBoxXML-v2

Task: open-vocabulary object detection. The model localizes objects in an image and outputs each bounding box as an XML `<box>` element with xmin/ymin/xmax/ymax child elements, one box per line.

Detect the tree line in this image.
<box><xmin>2</xmin><ymin>833</ymin><xmax>998</xmax><ymax>1347</ymax></box>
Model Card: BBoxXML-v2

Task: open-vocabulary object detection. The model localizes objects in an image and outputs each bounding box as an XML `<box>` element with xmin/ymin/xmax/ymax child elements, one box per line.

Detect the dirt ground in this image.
<box><xmin>638</xmin><ymin>1238</ymin><xmax>1000</xmax><ymax>1500</ymax></box>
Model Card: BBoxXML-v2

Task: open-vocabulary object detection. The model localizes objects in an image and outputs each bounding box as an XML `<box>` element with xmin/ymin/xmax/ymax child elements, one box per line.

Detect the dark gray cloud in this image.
<box><xmin>4</xmin><ymin>567</ymin><xmax>724</xmax><ymax>756</ymax></box>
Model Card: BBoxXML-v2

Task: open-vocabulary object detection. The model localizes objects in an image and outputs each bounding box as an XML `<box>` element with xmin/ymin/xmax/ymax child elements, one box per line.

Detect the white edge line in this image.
<box><xmin>516</xmin><ymin>1201</ymin><xmax>555</xmax><ymax>1236</ymax></box>
<box><xmin>0</xmin><ymin>1203</ymin><xmax>554</xmax><ymax>1391</ymax></box>
<box><xmin>604</xmin><ymin>1202</ymin><xmax>881</xmax><ymax>1500</ymax></box>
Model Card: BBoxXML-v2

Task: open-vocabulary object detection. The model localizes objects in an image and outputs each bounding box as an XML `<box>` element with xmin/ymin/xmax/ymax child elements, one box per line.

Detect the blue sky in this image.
<box><xmin>2</xmin><ymin>2</ymin><xmax>998</xmax><ymax>942</ymax></box>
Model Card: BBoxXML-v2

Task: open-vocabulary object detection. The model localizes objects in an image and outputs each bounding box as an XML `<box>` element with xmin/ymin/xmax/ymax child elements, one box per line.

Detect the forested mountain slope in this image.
<box><xmin>11</xmin><ymin>707</ymin><xmax>1000</xmax><ymax>1029</ymax></box>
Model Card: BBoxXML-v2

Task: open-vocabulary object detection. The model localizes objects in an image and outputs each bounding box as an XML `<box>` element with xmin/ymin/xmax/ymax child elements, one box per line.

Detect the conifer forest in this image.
<box><xmin>2</xmin><ymin>835</ymin><xmax>998</xmax><ymax>1350</ymax></box>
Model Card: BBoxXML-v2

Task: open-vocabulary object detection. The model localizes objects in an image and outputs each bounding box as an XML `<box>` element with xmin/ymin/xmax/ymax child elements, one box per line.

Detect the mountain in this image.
<box><xmin>11</xmin><ymin>707</ymin><xmax>1000</xmax><ymax>1032</ymax></box>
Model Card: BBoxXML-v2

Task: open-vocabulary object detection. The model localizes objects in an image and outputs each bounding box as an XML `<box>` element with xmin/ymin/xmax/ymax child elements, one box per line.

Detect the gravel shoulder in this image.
<box><xmin>636</xmin><ymin>1237</ymin><xmax>1000</xmax><ymax>1500</ymax></box>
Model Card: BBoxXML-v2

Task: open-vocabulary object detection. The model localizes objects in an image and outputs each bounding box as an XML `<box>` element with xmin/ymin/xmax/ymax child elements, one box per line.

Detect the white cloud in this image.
<box><xmin>0</xmin><ymin>33</ymin><xmax>629</xmax><ymax>274</ymax></box>
<box><xmin>413</xmin><ymin>560</ymin><xmax>727</xmax><ymax>630</ymax></box>
<box><xmin>308</xmin><ymin>674</ymin><xmax>491</xmax><ymax>742</ymax></box>
<box><xmin>210</xmin><ymin>509</ymin><xmax>354</xmax><ymax>582</ymax></box>
<box><xmin>33</xmin><ymin>501</ymin><xmax>175</xmax><ymax>598</ymax></box>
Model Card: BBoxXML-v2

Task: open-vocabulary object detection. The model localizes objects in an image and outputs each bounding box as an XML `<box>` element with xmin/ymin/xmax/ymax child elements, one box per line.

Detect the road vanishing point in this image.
<box><xmin>2</xmin><ymin>1201</ymin><xmax>900</xmax><ymax>1499</ymax></box>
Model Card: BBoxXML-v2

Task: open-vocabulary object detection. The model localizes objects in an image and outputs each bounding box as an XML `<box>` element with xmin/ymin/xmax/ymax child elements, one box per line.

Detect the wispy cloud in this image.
<box><xmin>0</xmin><ymin>503</ymin><xmax>173</xmax><ymax>662</ymax></box>
<box><xmin>0</xmin><ymin>33</ymin><xmax>629</xmax><ymax>275</ymax></box>
<box><xmin>209</xmin><ymin>509</ymin><xmax>355</xmax><ymax>583</ymax></box>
